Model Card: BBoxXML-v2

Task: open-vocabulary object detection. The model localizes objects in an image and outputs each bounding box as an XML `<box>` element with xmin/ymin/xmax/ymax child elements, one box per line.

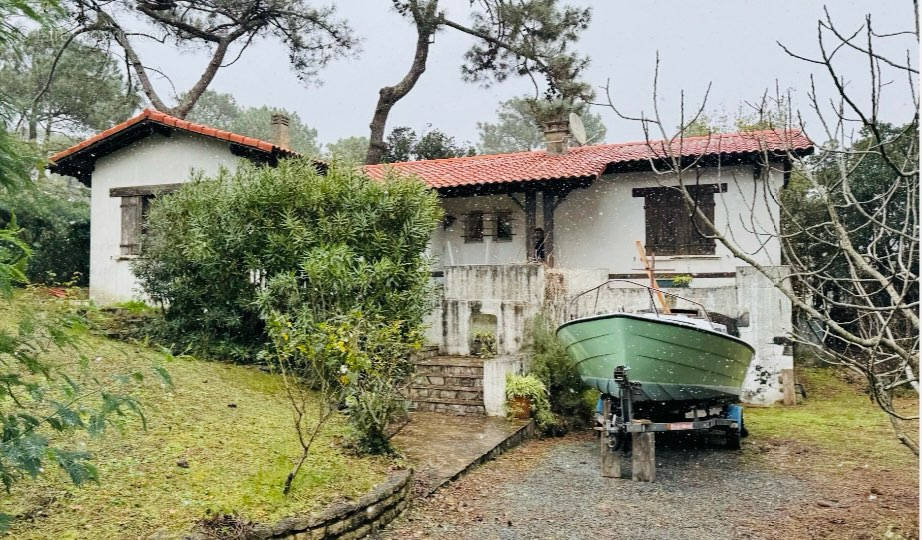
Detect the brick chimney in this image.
<box><xmin>542</xmin><ymin>119</ymin><xmax>569</xmax><ymax>155</ymax></box>
<box><xmin>270</xmin><ymin>113</ymin><xmax>290</xmax><ymax>149</ymax></box>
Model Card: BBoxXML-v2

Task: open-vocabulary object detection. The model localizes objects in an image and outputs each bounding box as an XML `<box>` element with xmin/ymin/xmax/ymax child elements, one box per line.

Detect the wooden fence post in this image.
<box><xmin>781</xmin><ymin>368</ymin><xmax>796</xmax><ymax>406</ymax></box>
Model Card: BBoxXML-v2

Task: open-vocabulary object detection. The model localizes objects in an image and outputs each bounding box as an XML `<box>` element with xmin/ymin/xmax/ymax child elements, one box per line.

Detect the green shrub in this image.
<box><xmin>0</xmin><ymin>176</ymin><xmax>89</xmax><ymax>286</ymax></box>
<box><xmin>472</xmin><ymin>330</ymin><xmax>497</xmax><ymax>358</ymax></box>
<box><xmin>259</xmin><ymin>277</ymin><xmax>421</xmax><ymax>456</ymax></box>
<box><xmin>528</xmin><ymin>313</ymin><xmax>596</xmax><ymax>430</ymax></box>
<box><xmin>133</xmin><ymin>159</ymin><xmax>442</xmax><ymax>361</ymax></box>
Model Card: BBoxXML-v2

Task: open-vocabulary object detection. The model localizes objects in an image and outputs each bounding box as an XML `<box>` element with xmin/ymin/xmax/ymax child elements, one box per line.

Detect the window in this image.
<box><xmin>111</xmin><ymin>184</ymin><xmax>182</xmax><ymax>257</ymax></box>
<box><xmin>119</xmin><ymin>195</ymin><xmax>150</xmax><ymax>256</ymax></box>
<box><xmin>495</xmin><ymin>211</ymin><xmax>513</xmax><ymax>241</ymax></box>
<box><xmin>464</xmin><ymin>211</ymin><xmax>484</xmax><ymax>242</ymax></box>
<box><xmin>632</xmin><ymin>184</ymin><xmax>724</xmax><ymax>256</ymax></box>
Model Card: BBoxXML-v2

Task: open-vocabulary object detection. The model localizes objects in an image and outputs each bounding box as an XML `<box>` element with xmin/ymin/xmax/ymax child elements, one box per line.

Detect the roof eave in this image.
<box><xmin>436</xmin><ymin>174</ymin><xmax>598</xmax><ymax>197</ymax></box>
<box><xmin>47</xmin><ymin>118</ymin><xmax>291</xmax><ymax>187</ymax></box>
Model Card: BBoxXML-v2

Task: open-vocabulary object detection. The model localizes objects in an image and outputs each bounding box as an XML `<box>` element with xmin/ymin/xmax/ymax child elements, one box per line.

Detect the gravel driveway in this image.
<box><xmin>377</xmin><ymin>431</ymin><xmax>813</xmax><ymax>540</ymax></box>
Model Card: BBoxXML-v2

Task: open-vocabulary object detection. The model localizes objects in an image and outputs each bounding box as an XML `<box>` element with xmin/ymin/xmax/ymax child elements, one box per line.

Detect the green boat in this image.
<box><xmin>556</xmin><ymin>287</ymin><xmax>755</xmax><ymax>405</ymax></box>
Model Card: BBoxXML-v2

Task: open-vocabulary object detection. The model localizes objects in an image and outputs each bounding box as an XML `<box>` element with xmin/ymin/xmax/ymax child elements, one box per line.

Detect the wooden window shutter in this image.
<box><xmin>644</xmin><ymin>189</ymin><xmax>680</xmax><ymax>256</ymax></box>
<box><xmin>120</xmin><ymin>196</ymin><xmax>143</xmax><ymax>256</ymax></box>
<box><xmin>683</xmin><ymin>189</ymin><xmax>716</xmax><ymax>255</ymax></box>
<box><xmin>636</xmin><ymin>184</ymin><xmax>722</xmax><ymax>256</ymax></box>
<box><xmin>495</xmin><ymin>211</ymin><xmax>513</xmax><ymax>240</ymax></box>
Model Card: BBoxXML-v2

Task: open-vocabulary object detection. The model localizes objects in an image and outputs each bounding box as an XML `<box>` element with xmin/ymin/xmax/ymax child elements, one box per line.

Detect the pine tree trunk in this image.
<box><xmin>364</xmin><ymin>3</ymin><xmax>438</xmax><ymax>165</ymax></box>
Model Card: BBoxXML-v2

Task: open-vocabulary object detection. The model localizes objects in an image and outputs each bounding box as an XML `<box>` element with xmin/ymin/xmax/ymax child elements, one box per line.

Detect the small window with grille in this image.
<box><xmin>464</xmin><ymin>211</ymin><xmax>484</xmax><ymax>242</ymax></box>
<box><xmin>495</xmin><ymin>211</ymin><xmax>513</xmax><ymax>241</ymax></box>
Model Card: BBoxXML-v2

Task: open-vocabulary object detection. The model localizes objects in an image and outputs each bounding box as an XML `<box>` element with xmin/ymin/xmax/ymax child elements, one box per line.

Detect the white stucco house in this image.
<box><xmin>50</xmin><ymin>108</ymin><xmax>812</xmax><ymax>412</ymax></box>
<box><xmin>49</xmin><ymin>108</ymin><xmax>300</xmax><ymax>303</ymax></box>
<box><xmin>366</xmin><ymin>125</ymin><xmax>813</xmax><ymax>409</ymax></box>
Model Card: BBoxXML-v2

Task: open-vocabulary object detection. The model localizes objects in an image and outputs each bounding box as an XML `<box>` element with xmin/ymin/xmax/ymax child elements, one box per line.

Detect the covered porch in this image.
<box><xmin>430</xmin><ymin>179</ymin><xmax>591</xmax><ymax>269</ymax></box>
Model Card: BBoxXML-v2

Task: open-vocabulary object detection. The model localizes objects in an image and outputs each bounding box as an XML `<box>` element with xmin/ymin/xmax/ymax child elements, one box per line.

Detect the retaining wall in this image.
<box><xmin>151</xmin><ymin>469</ymin><xmax>412</xmax><ymax>540</ymax></box>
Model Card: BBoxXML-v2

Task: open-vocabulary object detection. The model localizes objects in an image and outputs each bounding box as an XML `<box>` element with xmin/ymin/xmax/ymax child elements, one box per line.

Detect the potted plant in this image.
<box><xmin>671</xmin><ymin>274</ymin><xmax>693</xmax><ymax>288</ymax></box>
<box><xmin>505</xmin><ymin>373</ymin><xmax>550</xmax><ymax>420</ymax></box>
<box><xmin>471</xmin><ymin>331</ymin><xmax>497</xmax><ymax>358</ymax></box>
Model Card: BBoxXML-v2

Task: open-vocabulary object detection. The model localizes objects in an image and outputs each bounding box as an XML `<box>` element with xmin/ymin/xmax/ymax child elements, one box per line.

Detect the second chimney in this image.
<box><xmin>542</xmin><ymin>119</ymin><xmax>570</xmax><ymax>155</ymax></box>
<box><xmin>270</xmin><ymin>113</ymin><xmax>290</xmax><ymax>149</ymax></box>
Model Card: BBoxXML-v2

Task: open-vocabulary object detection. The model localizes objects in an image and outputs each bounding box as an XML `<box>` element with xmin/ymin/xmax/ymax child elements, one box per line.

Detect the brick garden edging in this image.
<box><xmin>150</xmin><ymin>469</ymin><xmax>412</xmax><ymax>540</ymax></box>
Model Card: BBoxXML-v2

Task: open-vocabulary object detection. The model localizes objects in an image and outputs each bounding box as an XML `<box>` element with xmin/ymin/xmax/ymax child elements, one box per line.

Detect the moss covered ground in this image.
<box><xmin>1</xmin><ymin>290</ymin><xmax>391</xmax><ymax>539</ymax></box>
<box><xmin>743</xmin><ymin>367</ymin><xmax>918</xmax><ymax>538</ymax></box>
<box><xmin>745</xmin><ymin>367</ymin><xmax>918</xmax><ymax>470</ymax></box>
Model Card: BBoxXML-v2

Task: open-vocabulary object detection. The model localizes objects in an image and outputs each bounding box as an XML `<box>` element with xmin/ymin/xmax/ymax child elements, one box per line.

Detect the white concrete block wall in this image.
<box><xmin>432</xmin><ymin>195</ymin><xmax>540</xmax><ymax>266</ymax></box>
<box><xmin>426</xmin><ymin>264</ymin><xmax>795</xmax><ymax>406</ymax></box>
<box><xmin>482</xmin><ymin>355</ymin><xmax>527</xmax><ymax>416</ymax></box>
<box><xmin>736</xmin><ymin>266</ymin><xmax>794</xmax><ymax>405</ymax></box>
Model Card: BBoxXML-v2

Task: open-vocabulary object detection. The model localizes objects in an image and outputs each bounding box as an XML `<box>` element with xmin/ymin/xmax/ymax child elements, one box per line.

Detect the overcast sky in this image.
<box><xmin>134</xmin><ymin>1</ymin><xmax>918</xmax><ymax>149</ymax></box>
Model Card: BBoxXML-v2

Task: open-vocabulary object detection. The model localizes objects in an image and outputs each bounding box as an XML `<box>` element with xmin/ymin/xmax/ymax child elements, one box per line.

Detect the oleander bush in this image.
<box><xmin>134</xmin><ymin>159</ymin><xmax>442</xmax><ymax>362</ymax></box>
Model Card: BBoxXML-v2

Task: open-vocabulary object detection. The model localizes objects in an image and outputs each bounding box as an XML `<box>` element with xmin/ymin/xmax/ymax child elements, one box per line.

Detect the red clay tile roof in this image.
<box><xmin>363</xmin><ymin>129</ymin><xmax>812</xmax><ymax>189</ymax></box>
<box><xmin>49</xmin><ymin>108</ymin><xmax>296</xmax><ymax>165</ymax></box>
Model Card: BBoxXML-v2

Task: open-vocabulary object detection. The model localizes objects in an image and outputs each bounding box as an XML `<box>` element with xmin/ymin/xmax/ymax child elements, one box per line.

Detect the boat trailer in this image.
<box><xmin>597</xmin><ymin>366</ymin><xmax>745</xmax><ymax>482</ymax></box>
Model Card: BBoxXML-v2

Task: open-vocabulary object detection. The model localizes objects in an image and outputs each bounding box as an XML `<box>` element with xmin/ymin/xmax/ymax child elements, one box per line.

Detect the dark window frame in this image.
<box><xmin>495</xmin><ymin>211</ymin><xmax>514</xmax><ymax>241</ymax></box>
<box><xmin>632</xmin><ymin>184</ymin><xmax>726</xmax><ymax>256</ymax></box>
<box><xmin>464</xmin><ymin>211</ymin><xmax>484</xmax><ymax>243</ymax></box>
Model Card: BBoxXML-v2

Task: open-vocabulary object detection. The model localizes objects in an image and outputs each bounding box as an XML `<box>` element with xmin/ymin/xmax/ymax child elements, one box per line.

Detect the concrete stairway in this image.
<box><xmin>410</xmin><ymin>353</ymin><xmax>485</xmax><ymax>415</ymax></box>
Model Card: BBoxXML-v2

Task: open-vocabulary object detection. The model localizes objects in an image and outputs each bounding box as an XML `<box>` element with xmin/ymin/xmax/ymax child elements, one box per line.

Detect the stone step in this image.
<box><xmin>410</xmin><ymin>400</ymin><xmax>486</xmax><ymax>416</ymax></box>
<box><xmin>412</xmin><ymin>374</ymin><xmax>483</xmax><ymax>387</ymax></box>
<box><xmin>415</xmin><ymin>356</ymin><xmax>484</xmax><ymax>368</ymax></box>
<box><xmin>409</xmin><ymin>386</ymin><xmax>483</xmax><ymax>401</ymax></box>
<box><xmin>413</xmin><ymin>346</ymin><xmax>440</xmax><ymax>361</ymax></box>
<box><xmin>415</xmin><ymin>364</ymin><xmax>483</xmax><ymax>378</ymax></box>
<box><xmin>411</xmin><ymin>384</ymin><xmax>483</xmax><ymax>393</ymax></box>
<box><xmin>410</xmin><ymin>355</ymin><xmax>486</xmax><ymax>416</ymax></box>
<box><xmin>411</xmin><ymin>396</ymin><xmax>484</xmax><ymax>407</ymax></box>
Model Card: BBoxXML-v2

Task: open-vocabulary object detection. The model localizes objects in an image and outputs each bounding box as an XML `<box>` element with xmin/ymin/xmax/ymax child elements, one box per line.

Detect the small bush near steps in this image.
<box><xmin>528</xmin><ymin>314</ymin><xmax>598</xmax><ymax>433</ymax></box>
<box><xmin>504</xmin><ymin>373</ymin><xmax>559</xmax><ymax>434</ymax></box>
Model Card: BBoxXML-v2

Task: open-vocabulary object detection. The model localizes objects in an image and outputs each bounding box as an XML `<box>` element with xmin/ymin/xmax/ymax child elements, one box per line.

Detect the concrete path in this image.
<box><xmin>391</xmin><ymin>412</ymin><xmax>533</xmax><ymax>495</ymax></box>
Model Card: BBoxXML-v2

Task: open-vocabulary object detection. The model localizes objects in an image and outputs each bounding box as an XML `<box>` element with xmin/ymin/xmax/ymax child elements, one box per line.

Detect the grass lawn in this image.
<box><xmin>744</xmin><ymin>367</ymin><xmax>919</xmax><ymax>538</ymax></box>
<box><xmin>1</xmin><ymin>291</ymin><xmax>393</xmax><ymax>539</ymax></box>
<box><xmin>746</xmin><ymin>367</ymin><xmax>918</xmax><ymax>470</ymax></box>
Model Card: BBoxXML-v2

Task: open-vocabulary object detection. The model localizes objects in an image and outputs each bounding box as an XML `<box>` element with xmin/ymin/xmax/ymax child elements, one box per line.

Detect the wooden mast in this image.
<box><xmin>635</xmin><ymin>240</ymin><xmax>671</xmax><ymax>314</ymax></box>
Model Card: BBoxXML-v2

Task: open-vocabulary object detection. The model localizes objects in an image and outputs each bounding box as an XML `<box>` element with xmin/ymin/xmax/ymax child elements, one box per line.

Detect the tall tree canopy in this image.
<box><xmin>477</xmin><ymin>96</ymin><xmax>605</xmax><ymax>154</ymax></box>
<box><xmin>381</xmin><ymin>126</ymin><xmax>474</xmax><ymax>163</ymax></box>
<box><xmin>186</xmin><ymin>91</ymin><xmax>320</xmax><ymax>155</ymax></box>
<box><xmin>0</xmin><ymin>27</ymin><xmax>139</xmax><ymax>145</ymax></box>
<box><xmin>365</xmin><ymin>0</ymin><xmax>592</xmax><ymax>164</ymax></box>
<box><xmin>0</xmin><ymin>0</ymin><xmax>50</xmax><ymax>47</ymax></box>
<box><xmin>65</xmin><ymin>0</ymin><xmax>356</xmax><ymax>118</ymax></box>
<box><xmin>325</xmin><ymin>135</ymin><xmax>369</xmax><ymax>163</ymax></box>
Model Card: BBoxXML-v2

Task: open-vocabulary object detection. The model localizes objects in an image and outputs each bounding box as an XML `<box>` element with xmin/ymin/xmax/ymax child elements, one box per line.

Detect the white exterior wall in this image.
<box><xmin>555</xmin><ymin>165</ymin><xmax>784</xmax><ymax>275</ymax></box>
<box><xmin>88</xmin><ymin>132</ymin><xmax>241</xmax><ymax>304</ymax></box>
<box><xmin>431</xmin><ymin>194</ymin><xmax>541</xmax><ymax>266</ymax></box>
<box><xmin>428</xmin><ymin>164</ymin><xmax>786</xmax><ymax>281</ymax></box>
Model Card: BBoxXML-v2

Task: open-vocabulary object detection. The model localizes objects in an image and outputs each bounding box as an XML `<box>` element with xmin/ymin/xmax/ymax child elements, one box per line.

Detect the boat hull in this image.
<box><xmin>556</xmin><ymin>313</ymin><xmax>755</xmax><ymax>403</ymax></box>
